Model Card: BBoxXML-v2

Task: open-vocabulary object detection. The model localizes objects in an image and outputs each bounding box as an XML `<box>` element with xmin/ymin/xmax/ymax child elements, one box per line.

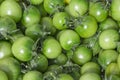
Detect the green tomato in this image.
<box><xmin>98</xmin><ymin>50</ymin><xmax>118</xmax><ymax>69</ymax></box>
<box><xmin>53</xmin><ymin>12</ymin><xmax>69</xmax><ymax>30</ymax></box>
<box><xmin>29</xmin><ymin>54</ymin><xmax>48</xmax><ymax>72</ymax></box>
<box><xmin>0</xmin><ymin>57</ymin><xmax>21</xmax><ymax>80</ymax></box>
<box><xmin>29</xmin><ymin>0</ymin><xmax>43</xmax><ymax>5</ymax></box>
<box><xmin>57</xmin><ymin>73</ymin><xmax>74</xmax><ymax>80</ymax></box>
<box><xmin>25</xmin><ymin>24</ymin><xmax>43</xmax><ymax>41</ymax></box>
<box><xmin>75</xmin><ymin>15</ymin><xmax>98</xmax><ymax>38</ymax></box>
<box><xmin>42</xmin><ymin>37</ymin><xmax>62</xmax><ymax>59</ymax></box>
<box><xmin>21</xmin><ymin>5</ymin><xmax>41</xmax><ymax>28</ymax></box>
<box><xmin>81</xmin><ymin>62</ymin><xmax>101</xmax><ymax>75</ymax></box>
<box><xmin>111</xmin><ymin>0</ymin><xmax>120</xmax><ymax>21</ymax></box>
<box><xmin>99</xmin><ymin>29</ymin><xmax>119</xmax><ymax>49</ymax></box>
<box><xmin>105</xmin><ymin>63</ymin><xmax>120</xmax><ymax>78</ymax></box>
<box><xmin>0</xmin><ymin>0</ymin><xmax>22</xmax><ymax>22</ymax></box>
<box><xmin>68</xmin><ymin>0</ymin><xmax>88</xmax><ymax>17</ymax></box>
<box><xmin>0</xmin><ymin>70</ymin><xmax>8</xmax><ymax>80</ymax></box>
<box><xmin>89</xmin><ymin>1</ymin><xmax>108</xmax><ymax>22</ymax></box>
<box><xmin>0</xmin><ymin>41</ymin><xmax>12</xmax><ymax>59</ymax></box>
<box><xmin>72</xmin><ymin>46</ymin><xmax>93</xmax><ymax>65</ymax></box>
<box><xmin>0</xmin><ymin>17</ymin><xmax>17</xmax><ymax>34</ymax></box>
<box><xmin>43</xmin><ymin>0</ymin><xmax>64</xmax><ymax>14</ymax></box>
<box><xmin>79</xmin><ymin>73</ymin><xmax>101</xmax><ymax>80</ymax></box>
<box><xmin>59</xmin><ymin>29</ymin><xmax>80</xmax><ymax>50</ymax></box>
<box><xmin>41</xmin><ymin>17</ymin><xmax>56</xmax><ymax>35</ymax></box>
<box><xmin>12</xmin><ymin>36</ymin><xmax>34</xmax><ymax>61</ymax></box>
<box><xmin>23</xmin><ymin>71</ymin><xmax>43</xmax><ymax>80</ymax></box>
<box><xmin>98</xmin><ymin>17</ymin><xmax>118</xmax><ymax>31</ymax></box>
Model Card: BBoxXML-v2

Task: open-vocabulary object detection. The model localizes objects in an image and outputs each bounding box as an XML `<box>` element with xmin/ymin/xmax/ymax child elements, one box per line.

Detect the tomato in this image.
<box><xmin>25</xmin><ymin>24</ymin><xmax>43</xmax><ymax>41</ymax></box>
<box><xmin>29</xmin><ymin>0</ymin><xmax>43</xmax><ymax>5</ymax></box>
<box><xmin>21</xmin><ymin>5</ymin><xmax>41</xmax><ymax>28</ymax></box>
<box><xmin>0</xmin><ymin>0</ymin><xmax>22</xmax><ymax>22</ymax></box>
<box><xmin>98</xmin><ymin>50</ymin><xmax>118</xmax><ymax>69</ymax></box>
<box><xmin>89</xmin><ymin>1</ymin><xmax>108</xmax><ymax>22</ymax></box>
<box><xmin>111</xmin><ymin>0</ymin><xmax>120</xmax><ymax>21</ymax></box>
<box><xmin>37</xmin><ymin>4</ymin><xmax>47</xmax><ymax>17</ymax></box>
<box><xmin>49</xmin><ymin>53</ymin><xmax>68</xmax><ymax>65</ymax></box>
<box><xmin>105</xmin><ymin>63</ymin><xmax>120</xmax><ymax>79</ymax></box>
<box><xmin>75</xmin><ymin>15</ymin><xmax>98</xmax><ymax>38</ymax></box>
<box><xmin>29</xmin><ymin>54</ymin><xmax>48</xmax><ymax>72</ymax></box>
<box><xmin>0</xmin><ymin>17</ymin><xmax>17</xmax><ymax>35</ymax></box>
<box><xmin>0</xmin><ymin>57</ymin><xmax>21</xmax><ymax>80</ymax></box>
<box><xmin>41</xmin><ymin>17</ymin><xmax>56</xmax><ymax>35</ymax></box>
<box><xmin>72</xmin><ymin>46</ymin><xmax>92</xmax><ymax>65</ymax></box>
<box><xmin>43</xmin><ymin>0</ymin><xmax>64</xmax><ymax>14</ymax></box>
<box><xmin>117</xmin><ymin>54</ymin><xmax>120</xmax><ymax>70</ymax></box>
<box><xmin>98</xmin><ymin>29</ymin><xmax>119</xmax><ymax>49</ymax></box>
<box><xmin>0</xmin><ymin>41</ymin><xmax>12</xmax><ymax>59</ymax></box>
<box><xmin>79</xmin><ymin>73</ymin><xmax>101</xmax><ymax>80</ymax></box>
<box><xmin>0</xmin><ymin>70</ymin><xmax>8</xmax><ymax>80</ymax></box>
<box><xmin>68</xmin><ymin>0</ymin><xmax>88</xmax><ymax>17</ymax></box>
<box><xmin>12</xmin><ymin>36</ymin><xmax>34</xmax><ymax>61</ymax></box>
<box><xmin>64</xmin><ymin>0</ymin><xmax>71</xmax><ymax>4</ymax></box>
<box><xmin>80</xmin><ymin>62</ymin><xmax>100</xmax><ymax>75</ymax></box>
<box><xmin>57</xmin><ymin>73</ymin><xmax>74</xmax><ymax>80</ymax></box>
<box><xmin>59</xmin><ymin>29</ymin><xmax>80</xmax><ymax>50</ymax></box>
<box><xmin>42</xmin><ymin>37</ymin><xmax>62</xmax><ymax>59</ymax></box>
<box><xmin>98</xmin><ymin>17</ymin><xmax>118</xmax><ymax>31</ymax></box>
<box><xmin>53</xmin><ymin>12</ymin><xmax>69</xmax><ymax>30</ymax></box>
<box><xmin>23</xmin><ymin>71</ymin><xmax>43</xmax><ymax>80</ymax></box>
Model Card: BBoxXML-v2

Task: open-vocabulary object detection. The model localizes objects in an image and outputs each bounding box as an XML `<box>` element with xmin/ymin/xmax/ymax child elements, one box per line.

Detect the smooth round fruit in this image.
<box><xmin>0</xmin><ymin>41</ymin><xmax>12</xmax><ymax>59</ymax></box>
<box><xmin>72</xmin><ymin>46</ymin><xmax>92</xmax><ymax>65</ymax></box>
<box><xmin>68</xmin><ymin>0</ymin><xmax>88</xmax><ymax>17</ymax></box>
<box><xmin>57</xmin><ymin>73</ymin><xmax>74</xmax><ymax>80</ymax></box>
<box><xmin>98</xmin><ymin>50</ymin><xmax>118</xmax><ymax>69</ymax></box>
<box><xmin>43</xmin><ymin>0</ymin><xmax>64</xmax><ymax>14</ymax></box>
<box><xmin>99</xmin><ymin>29</ymin><xmax>119</xmax><ymax>49</ymax></box>
<box><xmin>12</xmin><ymin>36</ymin><xmax>34</xmax><ymax>61</ymax></box>
<box><xmin>75</xmin><ymin>15</ymin><xmax>98</xmax><ymax>38</ymax></box>
<box><xmin>0</xmin><ymin>57</ymin><xmax>21</xmax><ymax>80</ymax></box>
<box><xmin>89</xmin><ymin>1</ymin><xmax>108</xmax><ymax>22</ymax></box>
<box><xmin>21</xmin><ymin>5</ymin><xmax>41</xmax><ymax>28</ymax></box>
<box><xmin>23</xmin><ymin>71</ymin><xmax>43</xmax><ymax>80</ymax></box>
<box><xmin>79</xmin><ymin>73</ymin><xmax>101</xmax><ymax>80</ymax></box>
<box><xmin>0</xmin><ymin>0</ymin><xmax>22</xmax><ymax>22</ymax></box>
<box><xmin>81</xmin><ymin>62</ymin><xmax>100</xmax><ymax>74</ymax></box>
<box><xmin>59</xmin><ymin>29</ymin><xmax>80</xmax><ymax>50</ymax></box>
<box><xmin>29</xmin><ymin>0</ymin><xmax>43</xmax><ymax>5</ymax></box>
<box><xmin>111</xmin><ymin>0</ymin><xmax>120</xmax><ymax>21</ymax></box>
<box><xmin>42</xmin><ymin>37</ymin><xmax>62</xmax><ymax>59</ymax></box>
<box><xmin>0</xmin><ymin>70</ymin><xmax>8</xmax><ymax>80</ymax></box>
<box><xmin>53</xmin><ymin>12</ymin><xmax>69</xmax><ymax>30</ymax></box>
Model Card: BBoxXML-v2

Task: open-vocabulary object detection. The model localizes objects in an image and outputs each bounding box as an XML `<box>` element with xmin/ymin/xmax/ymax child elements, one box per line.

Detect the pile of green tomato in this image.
<box><xmin>0</xmin><ymin>0</ymin><xmax>120</xmax><ymax>80</ymax></box>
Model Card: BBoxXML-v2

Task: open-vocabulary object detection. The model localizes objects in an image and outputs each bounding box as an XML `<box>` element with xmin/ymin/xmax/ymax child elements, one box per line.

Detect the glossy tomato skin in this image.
<box><xmin>0</xmin><ymin>70</ymin><xmax>8</xmax><ymax>80</ymax></box>
<box><xmin>59</xmin><ymin>29</ymin><xmax>80</xmax><ymax>50</ymax></box>
<box><xmin>98</xmin><ymin>50</ymin><xmax>118</xmax><ymax>69</ymax></box>
<box><xmin>12</xmin><ymin>36</ymin><xmax>34</xmax><ymax>62</ymax></box>
<box><xmin>29</xmin><ymin>0</ymin><xmax>43</xmax><ymax>5</ymax></box>
<box><xmin>43</xmin><ymin>0</ymin><xmax>64</xmax><ymax>14</ymax></box>
<box><xmin>0</xmin><ymin>41</ymin><xmax>12</xmax><ymax>59</ymax></box>
<box><xmin>68</xmin><ymin>0</ymin><xmax>88</xmax><ymax>17</ymax></box>
<box><xmin>75</xmin><ymin>15</ymin><xmax>98</xmax><ymax>38</ymax></box>
<box><xmin>0</xmin><ymin>57</ymin><xmax>21</xmax><ymax>80</ymax></box>
<box><xmin>99</xmin><ymin>29</ymin><xmax>119</xmax><ymax>49</ymax></box>
<box><xmin>53</xmin><ymin>12</ymin><xmax>69</xmax><ymax>30</ymax></box>
<box><xmin>23</xmin><ymin>71</ymin><xmax>43</xmax><ymax>80</ymax></box>
<box><xmin>21</xmin><ymin>5</ymin><xmax>41</xmax><ymax>28</ymax></box>
<box><xmin>111</xmin><ymin>0</ymin><xmax>120</xmax><ymax>21</ymax></box>
<box><xmin>72</xmin><ymin>46</ymin><xmax>92</xmax><ymax>65</ymax></box>
<box><xmin>79</xmin><ymin>73</ymin><xmax>101</xmax><ymax>80</ymax></box>
<box><xmin>57</xmin><ymin>73</ymin><xmax>74</xmax><ymax>80</ymax></box>
<box><xmin>89</xmin><ymin>1</ymin><xmax>108</xmax><ymax>22</ymax></box>
<box><xmin>42</xmin><ymin>37</ymin><xmax>62</xmax><ymax>59</ymax></box>
<box><xmin>0</xmin><ymin>0</ymin><xmax>22</xmax><ymax>22</ymax></box>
